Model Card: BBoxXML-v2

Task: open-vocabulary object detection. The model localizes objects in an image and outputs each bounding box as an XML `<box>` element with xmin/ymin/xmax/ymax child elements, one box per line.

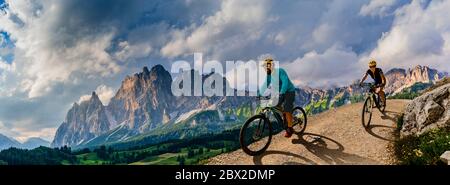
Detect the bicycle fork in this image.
<box><xmin>372</xmin><ymin>94</ymin><xmax>381</xmax><ymax>108</ymax></box>
<box><xmin>255</xmin><ymin>117</ymin><xmax>265</xmax><ymax>138</ymax></box>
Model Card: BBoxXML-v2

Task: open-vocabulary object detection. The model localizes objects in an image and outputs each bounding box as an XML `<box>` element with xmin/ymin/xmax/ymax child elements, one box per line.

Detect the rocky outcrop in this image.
<box><xmin>52</xmin><ymin>92</ymin><xmax>112</xmax><ymax>147</ymax></box>
<box><xmin>401</xmin><ymin>83</ymin><xmax>450</xmax><ymax>138</ymax></box>
<box><xmin>52</xmin><ymin>64</ymin><xmax>447</xmax><ymax>147</ymax></box>
<box><xmin>107</xmin><ymin>65</ymin><xmax>174</xmax><ymax>132</ymax></box>
<box><xmin>440</xmin><ymin>151</ymin><xmax>450</xmax><ymax>165</ymax></box>
<box><xmin>52</xmin><ymin>65</ymin><xmax>256</xmax><ymax>147</ymax></box>
<box><xmin>385</xmin><ymin>68</ymin><xmax>407</xmax><ymax>94</ymax></box>
<box><xmin>385</xmin><ymin>65</ymin><xmax>446</xmax><ymax>95</ymax></box>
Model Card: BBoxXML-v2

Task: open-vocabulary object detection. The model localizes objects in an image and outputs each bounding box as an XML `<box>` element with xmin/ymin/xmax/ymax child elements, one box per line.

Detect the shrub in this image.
<box><xmin>395</xmin><ymin>127</ymin><xmax>450</xmax><ymax>165</ymax></box>
<box><xmin>396</xmin><ymin>114</ymin><xmax>404</xmax><ymax>132</ymax></box>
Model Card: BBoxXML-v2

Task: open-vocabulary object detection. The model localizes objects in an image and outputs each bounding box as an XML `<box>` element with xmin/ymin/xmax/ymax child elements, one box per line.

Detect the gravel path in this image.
<box><xmin>207</xmin><ymin>100</ymin><xmax>409</xmax><ymax>165</ymax></box>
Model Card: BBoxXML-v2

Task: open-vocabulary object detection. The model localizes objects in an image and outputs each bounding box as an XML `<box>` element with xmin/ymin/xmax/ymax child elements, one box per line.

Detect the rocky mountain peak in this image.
<box><xmin>385</xmin><ymin>68</ymin><xmax>406</xmax><ymax>76</ymax></box>
<box><xmin>90</xmin><ymin>91</ymin><xmax>100</xmax><ymax>102</ymax></box>
<box><xmin>143</xmin><ymin>66</ymin><xmax>150</xmax><ymax>74</ymax></box>
<box><xmin>385</xmin><ymin>65</ymin><xmax>446</xmax><ymax>94</ymax></box>
<box><xmin>104</xmin><ymin>64</ymin><xmax>174</xmax><ymax>133</ymax></box>
<box><xmin>53</xmin><ymin>64</ymin><xmax>447</xmax><ymax>148</ymax></box>
<box><xmin>405</xmin><ymin>65</ymin><xmax>442</xmax><ymax>86</ymax></box>
<box><xmin>149</xmin><ymin>64</ymin><xmax>166</xmax><ymax>75</ymax></box>
<box><xmin>52</xmin><ymin>90</ymin><xmax>110</xmax><ymax>147</ymax></box>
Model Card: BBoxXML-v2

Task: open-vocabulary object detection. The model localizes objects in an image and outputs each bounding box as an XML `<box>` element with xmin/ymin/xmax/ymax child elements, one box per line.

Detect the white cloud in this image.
<box><xmin>0</xmin><ymin>120</ymin><xmax>15</xmax><ymax>138</ymax></box>
<box><xmin>95</xmin><ymin>85</ymin><xmax>115</xmax><ymax>105</ymax></box>
<box><xmin>161</xmin><ymin>0</ymin><xmax>269</xmax><ymax>59</ymax></box>
<box><xmin>77</xmin><ymin>94</ymin><xmax>91</xmax><ymax>104</ymax></box>
<box><xmin>0</xmin><ymin>58</ymin><xmax>16</xmax><ymax>96</ymax></box>
<box><xmin>360</xmin><ymin>0</ymin><xmax>399</xmax><ymax>17</ymax></box>
<box><xmin>366</xmin><ymin>0</ymin><xmax>450</xmax><ymax>70</ymax></box>
<box><xmin>312</xmin><ymin>23</ymin><xmax>333</xmax><ymax>45</ymax></box>
<box><xmin>0</xmin><ymin>0</ymin><xmax>122</xmax><ymax>98</ymax></box>
<box><xmin>284</xmin><ymin>45</ymin><xmax>361</xmax><ymax>88</ymax></box>
<box><xmin>114</xmin><ymin>41</ymin><xmax>152</xmax><ymax>62</ymax></box>
<box><xmin>78</xmin><ymin>84</ymin><xmax>115</xmax><ymax>105</ymax></box>
<box><xmin>0</xmin><ymin>119</ymin><xmax>55</xmax><ymax>142</ymax></box>
<box><xmin>0</xmin><ymin>0</ymin><xmax>221</xmax><ymax>144</ymax></box>
<box><xmin>11</xmin><ymin>127</ymin><xmax>55</xmax><ymax>143</ymax></box>
<box><xmin>2</xmin><ymin>0</ymin><xmax>448</xmax><ymax>145</ymax></box>
<box><xmin>0</xmin><ymin>57</ymin><xmax>14</xmax><ymax>71</ymax></box>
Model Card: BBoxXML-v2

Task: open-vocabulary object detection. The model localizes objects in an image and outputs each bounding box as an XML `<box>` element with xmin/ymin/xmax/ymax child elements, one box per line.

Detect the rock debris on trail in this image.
<box><xmin>207</xmin><ymin>100</ymin><xmax>409</xmax><ymax>165</ymax></box>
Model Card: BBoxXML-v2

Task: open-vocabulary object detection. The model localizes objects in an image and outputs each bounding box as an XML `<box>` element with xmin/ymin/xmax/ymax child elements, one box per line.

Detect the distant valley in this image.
<box><xmin>51</xmin><ymin>64</ymin><xmax>447</xmax><ymax>150</ymax></box>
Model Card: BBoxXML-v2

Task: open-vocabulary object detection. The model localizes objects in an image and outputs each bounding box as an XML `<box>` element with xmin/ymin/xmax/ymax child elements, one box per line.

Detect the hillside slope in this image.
<box><xmin>207</xmin><ymin>100</ymin><xmax>409</xmax><ymax>165</ymax></box>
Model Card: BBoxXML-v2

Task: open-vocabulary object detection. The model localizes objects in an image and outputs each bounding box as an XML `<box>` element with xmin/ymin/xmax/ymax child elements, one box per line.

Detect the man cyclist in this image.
<box><xmin>258</xmin><ymin>57</ymin><xmax>296</xmax><ymax>138</ymax></box>
<box><xmin>359</xmin><ymin>60</ymin><xmax>387</xmax><ymax>107</ymax></box>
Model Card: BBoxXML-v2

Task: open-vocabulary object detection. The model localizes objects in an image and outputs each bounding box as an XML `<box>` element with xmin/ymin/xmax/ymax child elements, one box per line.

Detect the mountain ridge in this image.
<box><xmin>0</xmin><ymin>134</ymin><xmax>50</xmax><ymax>150</ymax></box>
<box><xmin>51</xmin><ymin>64</ymin><xmax>447</xmax><ymax>148</ymax></box>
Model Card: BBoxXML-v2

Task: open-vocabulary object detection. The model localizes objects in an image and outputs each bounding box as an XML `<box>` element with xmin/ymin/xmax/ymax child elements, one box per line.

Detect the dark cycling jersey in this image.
<box><xmin>366</xmin><ymin>68</ymin><xmax>384</xmax><ymax>85</ymax></box>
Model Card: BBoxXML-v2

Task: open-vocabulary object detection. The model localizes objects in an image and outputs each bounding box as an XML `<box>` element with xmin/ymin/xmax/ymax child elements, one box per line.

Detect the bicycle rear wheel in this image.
<box><xmin>239</xmin><ymin>115</ymin><xmax>272</xmax><ymax>156</ymax></box>
<box><xmin>362</xmin><ymin>97</ymin><xmax>373</xmax><ymax>128</ymax></box>
<box><xmin>292</xmin><ymin>107</ymin><xmax>307</xmax><ymax>134</ymax></box>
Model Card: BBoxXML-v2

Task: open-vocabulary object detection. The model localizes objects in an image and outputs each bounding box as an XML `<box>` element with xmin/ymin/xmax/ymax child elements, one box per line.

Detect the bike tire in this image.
<box><xmin>240</xmin><ymin>114</ymin><xmax>272</xmax><ymax>156</ymax></box>
<box><xmin>292</xmin><ymin>107</ymin><xmax>307</xmax><ymax>135</ymax></box>
<box><xmin>362</xmin><ymin>97</ymin><xmax>373</xmax><ymax>128</ymax></box>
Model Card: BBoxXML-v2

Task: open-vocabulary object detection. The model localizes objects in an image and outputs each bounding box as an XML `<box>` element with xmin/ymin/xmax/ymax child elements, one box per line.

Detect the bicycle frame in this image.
<box><xmin>258</xmin><ymin>99</ymin><xmax>286</xmax><ymax>130</ymax></box>
<box><xmin>362</xmin><ymin>83</ymin><xmax>381</xmax><ymax>108</ymax></box>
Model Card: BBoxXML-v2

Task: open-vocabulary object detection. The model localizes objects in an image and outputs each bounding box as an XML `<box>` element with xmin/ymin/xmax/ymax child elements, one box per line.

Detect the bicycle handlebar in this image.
<box><xmin>360</xmin><ymin>82</ymin><xmax>382</xmax><ymax>89</ymax></box>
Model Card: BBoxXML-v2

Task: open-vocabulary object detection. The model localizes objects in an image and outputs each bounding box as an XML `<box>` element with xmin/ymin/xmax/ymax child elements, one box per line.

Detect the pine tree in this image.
<box><xmin>179</xmin><ymin>156</ymin><xmax>185</xmax><ymax>165</ymax></box>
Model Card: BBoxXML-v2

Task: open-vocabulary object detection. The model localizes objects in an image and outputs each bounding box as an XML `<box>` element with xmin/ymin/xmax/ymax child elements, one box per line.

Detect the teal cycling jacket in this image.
<box><xmin>259</xmin><ymin>68</ymin><xmax>296</xmax><ymax>95</ymax></box>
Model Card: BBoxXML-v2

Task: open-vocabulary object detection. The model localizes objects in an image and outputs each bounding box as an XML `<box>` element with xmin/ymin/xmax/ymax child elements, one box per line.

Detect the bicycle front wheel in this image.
<box><xmin>239</xmin><ymin>115</ymin><xmax>272</xmax><ymax>156</ymax></box>
<box><xmin>362</xmin><ymin>97</ymin><xmax>373</xmax><ymax>128</ymax></box>
<box><xmin>378</xmin><ymin>98</ymin><xmax>386</xmax><ymax>113</ymax></box>
<box><xmin>292</xmin><ymin>107</ymin><xmax>307</xmax><ymax>134</ymax></box>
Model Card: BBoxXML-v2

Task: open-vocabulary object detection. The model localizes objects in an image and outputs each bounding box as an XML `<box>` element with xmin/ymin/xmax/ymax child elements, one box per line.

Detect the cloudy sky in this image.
<box><xmin>0</xmin><ymin>0</ymin><xmax>449</xmax><ymax>142</ymax></box>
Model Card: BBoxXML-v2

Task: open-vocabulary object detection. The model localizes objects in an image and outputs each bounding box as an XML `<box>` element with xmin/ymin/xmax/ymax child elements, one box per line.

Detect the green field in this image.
<box><xmin>68</xmin><ymin>129</ymin><xmax>241</xmax><ymax>165</ymax></box>
<box><xmin>74</xmin><ymin>145</ymin><xmax>231</xmax><ymax>165</ymax></box>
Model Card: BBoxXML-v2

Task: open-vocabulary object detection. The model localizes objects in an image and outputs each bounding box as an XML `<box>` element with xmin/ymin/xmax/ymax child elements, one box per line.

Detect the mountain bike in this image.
<box><xmin>361</xmin><ymin>83</ymin><xmax>386</xmax><ymax>128</ymax></box>
<box><xmin>239</xmin><ymin>96</ymin><xmax>307</xmax><ymax>156</ymax></box>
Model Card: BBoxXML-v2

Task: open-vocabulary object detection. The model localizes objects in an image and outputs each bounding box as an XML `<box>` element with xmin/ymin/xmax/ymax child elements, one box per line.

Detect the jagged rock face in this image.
<box><xmin>385</xmin><ymin>68</ymin><xmax>407</xmax><ymax>94</ymax></box>
<box><xmin>401</xmin><ymin>83</ymin><xmax>450</xmax><ymax>138</ymax></box>
<box><xmin>52</xmin><ymin>64</ymin><xmax>447</xmax><ymax>147</ymax></box>
<box><xmin>51</xmin><ymin>65</ymin><xmax>365</xmax><ymax>147</ymax></box>
<box><xmin>52</xmin><ymin>65</ymin><xmax>247</xmax><ymax>147</ymax></box>
<box><xmin>404</xmin><ymin>65</ymin><xmax>441</xmax><ymax>86</ymax></box>
<box><xmin>385</xmin><ymin>65</ymin><xmax>446</xmax><ymax>94</ymax></box>
<box><xmin>296</xmin><ymin>87</ymin><xmax>330</xmax><ymax>106</ymax></box>
<box><xmin>107</xmin><ymin>65</ymin><xmax>174</xmax><ymax>132</ymax></box>
<box><xmin>52</xmin><ymin>92</ymin><xmax>111</xmax><ymax>147</ymax></box>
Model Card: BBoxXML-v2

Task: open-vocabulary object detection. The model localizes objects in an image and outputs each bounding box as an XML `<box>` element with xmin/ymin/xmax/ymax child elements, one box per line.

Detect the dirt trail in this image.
<box><xmin>207</xmin><ymin>100</ymin><xmax>409</xmax><ymax>165</ymax></box>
